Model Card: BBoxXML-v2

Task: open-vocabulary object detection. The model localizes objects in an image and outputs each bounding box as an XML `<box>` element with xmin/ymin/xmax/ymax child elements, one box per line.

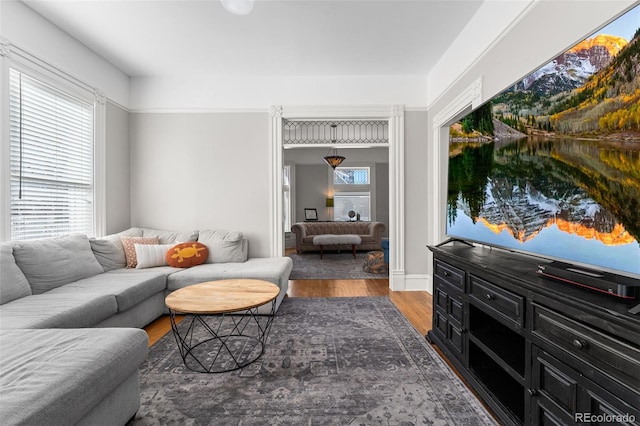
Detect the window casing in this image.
<box><xmin>6</xmin><ymin>65</ymin><xmax>98</xmax><ymax>240</ymax></box>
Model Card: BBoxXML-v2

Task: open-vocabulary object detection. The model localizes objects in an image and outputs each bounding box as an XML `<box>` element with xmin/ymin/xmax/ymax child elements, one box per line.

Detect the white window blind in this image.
<box><xmin>9</xmin><ymin>68</ymin><xmax>95</xmax><ymax>240</ymax></box>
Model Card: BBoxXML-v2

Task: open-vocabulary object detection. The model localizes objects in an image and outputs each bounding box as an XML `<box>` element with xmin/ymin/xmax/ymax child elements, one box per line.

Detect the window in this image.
<box><xmin>334</xmin><ymin>192</ymin><xmax>371</xmax><ymax>221</ymax></box>
<box><xmin>331</xmin><ymin>165</ymin><xmax>375</xmax><ymax>221</ymax></box>
<box><xmin>334</xmin><ymin>166</ymin><xmax>370</xmax><ymax>185</ymax></box>
<box><xmin>8</xmin><ymin>68</ymin><xmax>95</xmax><ymax>240</ymax></box>
<box><xmin>283</xmin><ymin>164</ymin><xmax>293</xmax><ymax>232</ymax></box>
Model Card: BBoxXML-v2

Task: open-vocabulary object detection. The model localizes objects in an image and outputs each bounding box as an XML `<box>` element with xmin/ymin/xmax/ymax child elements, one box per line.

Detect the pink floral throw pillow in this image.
<box><xmin>121</xmin><ymin>236</ymin><xmax>159</xmax><ymax>268</ymax></box>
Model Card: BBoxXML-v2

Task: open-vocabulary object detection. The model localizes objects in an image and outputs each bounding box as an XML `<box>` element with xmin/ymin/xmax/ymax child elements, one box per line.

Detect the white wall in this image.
<box><xmin>284</xmin><ymin>147</ymin><xmax>388</xmax><ymax>165</ymax></box>
<box><xmin>130</xmin><ymin>75</ymin><xmax>427</xmax><ymax>112</ymax></box>
<box><xmin>403</xmin><ymin>110</ymin><xmax>429</xmax><ymax>280</ymax></box>
<box><xmin>294</xmin><ymin>164</ymin><xmax>331</xmax><ymax>221</ymax></box>
<box><xmin>105</xmin><ymin>101</ymin><xmax>131</xmax><ymax>234</ymax></box>
<box><xmin>0</xmin><ymin>0</ymin><xmax>129</xmax><ymax>107</ymax></box>
<box><xmin>427</xmin><ymin>0</ymin><xmax>535</xmax><ymax>106</ymax></box>
<box><xmin>129</xmin><ymin>112</ymin><xmax>272</xmax><ymax>257</ymax></box>
<box><xmin>425</xmin><ymin>1</ymin><xmax>637</xmax><ymax>281</ymax></box>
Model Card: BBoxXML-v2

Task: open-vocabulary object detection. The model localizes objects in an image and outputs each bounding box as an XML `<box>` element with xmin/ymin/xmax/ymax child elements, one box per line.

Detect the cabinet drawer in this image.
<box><xmin>532</xmin><ymin>304</ymin><xmax>640</xmax><ymax>393</ymax></box>
<box><xmin>434</xmin><ymin>260</ymin><xmax>465</xmax><ymax>291</ymax></box>
<box><xmin>469</xmin><ymin>275</ymin><xmax>524</xmax><ymax>327</ymax></box>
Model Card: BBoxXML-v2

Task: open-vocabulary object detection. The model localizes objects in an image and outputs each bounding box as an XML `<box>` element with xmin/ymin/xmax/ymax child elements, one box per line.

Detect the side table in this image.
<box><xmin>165</xmin><ymin>279</ymin><xmax>280</xmax><ymax>373</ymax></box>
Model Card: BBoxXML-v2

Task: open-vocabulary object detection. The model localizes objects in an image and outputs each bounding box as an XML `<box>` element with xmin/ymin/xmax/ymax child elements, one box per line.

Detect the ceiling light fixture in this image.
<box><xmin>323</xmin><ymin>124</ymin><xmax>345</xmax><ymax>169</ymax></box>
<box><xmin>221</xmin><ymin>0</ymin><xmax>255</xmax><ymax>15</ymax></box>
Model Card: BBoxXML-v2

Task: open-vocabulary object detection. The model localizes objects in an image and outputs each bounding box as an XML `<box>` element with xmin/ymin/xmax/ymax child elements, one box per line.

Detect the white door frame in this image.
<box><xmin>270</xmin><ymin>105</ymin><xmax>406</xmax><ymax>291</ymax></box>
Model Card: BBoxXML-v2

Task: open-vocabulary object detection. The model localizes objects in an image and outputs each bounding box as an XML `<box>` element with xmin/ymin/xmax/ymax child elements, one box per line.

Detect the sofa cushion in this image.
<box><xmin>121</xmin><ymin>236</ymin><xmax>159</xmax><ymax>268</ymax></box>
<box><xmin>198</xmin><ymin>229</ymin><xmax>247</xmax><ymax>263</ymax></box>
<box><xmin>0</xmin><ymin>328</ymin><xmax>148</xmax><ymax>426</ymax></box>
<box><xmin>0</xmin><ymin>293</ymin><xmax>118</xmax><ymax>329</ymax></box>
<box><xmin>90</xmin><ymin>238</ymin><xmax>127</xmax><ymax>271</ymax></box>
<box><xmin>90</xmin><ymin>228</ymin><xmax>144</xmax><ymax>271</ymax></box>
<box><xmin>12</xmin><ymin>234</ymin><xmax>105</xmax><ymax>294</ymax></box>
<box><xmin>0</xmin><ymin>243</ymin><xmax>32</xmax><ymax>304</ymax></box>
<box><xmin>166</xmin><ymin>242</ymin><xmax>209</xmax><ymax>268</ymax></box>
<box><xmin>141</xmin><ymin>228</ymin><xmax>199</xmax><ymax>244</ymax></box>
<box><xmin>47</xmin><ymin>270</ymin><xmax>168</xmax><ymax>312</ymax></box>
<box><xmin>167</xmin><ymin>257</ymin><xmax>293</xmax><ymax>291</ymax></box>
<box><xmin>135</xmin><ymin>243</ymin><xmax>174</xmax><ymax>269</ymax></box>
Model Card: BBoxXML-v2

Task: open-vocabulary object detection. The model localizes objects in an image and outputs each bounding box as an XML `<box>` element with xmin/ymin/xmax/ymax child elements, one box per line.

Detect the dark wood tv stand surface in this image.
<box><xmin>427</xmin><ymin>242</ymin><xmax>640</xmax><ymax>426</ymax></box>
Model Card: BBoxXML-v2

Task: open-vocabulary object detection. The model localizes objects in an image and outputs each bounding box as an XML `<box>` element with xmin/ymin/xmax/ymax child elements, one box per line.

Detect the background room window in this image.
<box><xmin>8</xmin><ymin>68</ymin><xmax>95</xmax><ymax>240</ymax></box>
<box><xmin>283</xmin><ymin>164</ymin><xmax>293</xmax><ymax>232</ymax></box>
<box><xmin>332</xmin><ymin>165</ymin><xmax>374</xmax><ymax>221</ymax></box>
<box><xmin>334</xmin><ymin>192</ymin><xmax>371</xmax><ymax>221</ymax></box>
<box><xmin>334</xmin><ymin>166</ymin><xmax>370</xmax><ymax>185</ymax></box>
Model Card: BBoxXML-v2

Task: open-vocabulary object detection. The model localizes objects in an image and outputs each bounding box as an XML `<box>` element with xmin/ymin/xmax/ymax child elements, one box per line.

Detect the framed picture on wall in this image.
<box><xmin>304</xmin><ymin>208</ymin><xmax>318</xmax><ymax>221</ymax></box>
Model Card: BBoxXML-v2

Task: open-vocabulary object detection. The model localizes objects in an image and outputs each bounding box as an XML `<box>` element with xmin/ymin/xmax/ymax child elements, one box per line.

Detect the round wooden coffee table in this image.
<box><xmin>165</xmin><ymin>279</ymin><xmax>280</xmax><ymax>373</ymax></box>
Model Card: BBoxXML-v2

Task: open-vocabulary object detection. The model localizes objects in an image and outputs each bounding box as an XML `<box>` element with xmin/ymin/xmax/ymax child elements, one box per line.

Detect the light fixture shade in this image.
<box><xmin>221</xmin><ymin>0</ymin><xmax>254</xmax><ymax>15</ymax></box>
<box><xmin>323</xmin><ymin>155</ymin><xmax>345</xmax><ymax>169</ymax></box>
<box><xmin>325</xmin><ymin>197</ymin><xmax>334</xmax><ymax>208</ymax></box>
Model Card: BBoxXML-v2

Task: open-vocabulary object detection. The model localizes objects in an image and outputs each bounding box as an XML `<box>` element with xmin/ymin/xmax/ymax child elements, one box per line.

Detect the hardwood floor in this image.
<box><xmin>143</xmin><ymin>279</ymin><xmax>432</xmax><ymax>346</ymax></box>
<box><xmin>288</xmin><ymin>279</ymin><xmax>432</xmax><ymax>336</ymax></box>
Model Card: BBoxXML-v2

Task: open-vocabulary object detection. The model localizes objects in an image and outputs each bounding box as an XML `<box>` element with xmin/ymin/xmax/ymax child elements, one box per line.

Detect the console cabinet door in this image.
<box><xmin>433</xmin><ymin>277</ymin><xmax>465</xmax><ymax>361</ymax></box>
<box><xmin>433</xmin><ymin>261</ymin><xmax>466</xmax><ymax>362</ymax></box>
<box><xmin>531</xmin><ymin>346</ymin><xmax>580</xmax><ymax>425</ymax></box>
<box><xmin>531</xmin><ymin>346</ymin><xmax>640</xmax><ymax>426</ymax></box>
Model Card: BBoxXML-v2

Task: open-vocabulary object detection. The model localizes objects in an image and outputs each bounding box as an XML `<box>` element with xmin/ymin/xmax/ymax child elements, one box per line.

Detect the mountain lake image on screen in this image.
<box><xmin>446</xmin><ymin>4</ymin><xmax>640</xmax><ymax>278</ymax></box>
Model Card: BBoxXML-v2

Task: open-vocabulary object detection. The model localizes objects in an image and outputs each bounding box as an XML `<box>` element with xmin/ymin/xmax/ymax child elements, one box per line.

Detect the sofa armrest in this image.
<box><xmin>291</xmin><ymin>223</ymin><xmax>308</xmax><ymax>238</ymax></box>
<box><xmin>290</xmin><ymin>223</ymin><xmax>307</xmax><ymax>254</ymax></box>
<box><xmin>370</xmin><ymin>222</ymin><xmax>386</xmax><ymax>240</ymax></box>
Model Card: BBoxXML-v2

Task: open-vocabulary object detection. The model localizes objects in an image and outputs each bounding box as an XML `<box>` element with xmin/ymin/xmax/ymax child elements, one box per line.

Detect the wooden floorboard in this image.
<box><xmin>144</xmin><ymin>279</ymin><xmax>431</xmax><ymax>345</ymax></box>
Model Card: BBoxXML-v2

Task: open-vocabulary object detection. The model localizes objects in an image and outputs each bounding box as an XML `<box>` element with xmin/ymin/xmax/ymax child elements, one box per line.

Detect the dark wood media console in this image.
<box><xmin>427</xmin><ymin>242</ymin><xmax>640</xmax><ymax>426</ymax></box>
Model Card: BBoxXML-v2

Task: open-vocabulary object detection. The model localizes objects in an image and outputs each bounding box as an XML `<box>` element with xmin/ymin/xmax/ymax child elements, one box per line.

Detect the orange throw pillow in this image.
<box><xmin>166</xmin><ymin>242</ymin><xmax>209</xmax><ymax>268</ymax></box>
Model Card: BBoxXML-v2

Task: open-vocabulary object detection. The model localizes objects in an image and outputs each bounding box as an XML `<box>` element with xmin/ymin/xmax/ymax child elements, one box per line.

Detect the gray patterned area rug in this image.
<box><xmin>288</xmin><ymin>252</ymin><xmax>389</xmax><ymax>279</ymax></box>
<box><xmin>133</xmin><ymin>297</ymin><xmax>496</xmax><ymax>425</ymax></box>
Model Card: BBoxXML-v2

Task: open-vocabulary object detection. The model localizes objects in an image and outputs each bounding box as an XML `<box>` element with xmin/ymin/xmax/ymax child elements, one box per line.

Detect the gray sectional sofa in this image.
<box><xmin>0</xmin><ymin>227</ymin><xmax>293</xmax><ymax>426</ymax></box>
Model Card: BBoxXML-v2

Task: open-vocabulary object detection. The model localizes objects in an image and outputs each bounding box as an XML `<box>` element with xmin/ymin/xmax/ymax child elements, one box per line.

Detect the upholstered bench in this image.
<box><xmin>312</xmin><ymin>234</ymin><xmax>362</xmax><ymax>259</ymax></box>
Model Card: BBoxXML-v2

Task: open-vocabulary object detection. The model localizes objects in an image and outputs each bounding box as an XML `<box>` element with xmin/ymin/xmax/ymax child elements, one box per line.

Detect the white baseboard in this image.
<box><xmin>404</xmin><ymin>274</ymin><xmax>432</xmax><ymax>293</ymax></box>
<box><xmin>390</xmin><ymin>272</ymin><xmax>432</xmax><ymax>294</ymax></box>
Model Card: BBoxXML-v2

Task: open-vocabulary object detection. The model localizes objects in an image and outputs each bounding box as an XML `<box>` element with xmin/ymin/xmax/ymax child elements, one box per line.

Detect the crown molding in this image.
<box><xmin>130</xmin><ymin>107</ymin><xmax>269</xmax><ymax>114</ymax></box>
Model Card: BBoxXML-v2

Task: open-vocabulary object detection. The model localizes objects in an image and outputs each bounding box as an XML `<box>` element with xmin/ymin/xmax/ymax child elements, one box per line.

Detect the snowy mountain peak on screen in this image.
<box><xmin>518</xmin><ymin>34</ymin><xmax>627</xmax><ymax>96</ymax></box>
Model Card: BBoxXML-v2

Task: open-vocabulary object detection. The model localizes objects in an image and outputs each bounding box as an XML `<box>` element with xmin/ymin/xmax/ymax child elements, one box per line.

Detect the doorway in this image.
<box><xmin>269</xmin><ymin>105</ymin><xmax>406</xmax><ymax>291</ymax></box>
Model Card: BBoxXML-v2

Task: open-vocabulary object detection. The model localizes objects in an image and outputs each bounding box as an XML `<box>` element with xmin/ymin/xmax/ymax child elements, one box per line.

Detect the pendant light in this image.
<box><xmin>323</xmin><ymin>124</ymin><xmax>345</xmax><ymax>169</ymax></box>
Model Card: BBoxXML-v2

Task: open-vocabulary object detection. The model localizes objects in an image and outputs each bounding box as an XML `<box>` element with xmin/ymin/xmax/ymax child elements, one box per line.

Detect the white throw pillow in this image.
<box><xmin>134</xmin><ymin>243</ymin><xmax>174</xmax><ymax>269</ymax></box>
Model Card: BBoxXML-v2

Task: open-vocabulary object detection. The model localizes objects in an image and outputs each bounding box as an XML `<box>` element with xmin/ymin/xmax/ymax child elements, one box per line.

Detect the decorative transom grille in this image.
<box><xmin>283</xmin><ymin>120</ymin><xmax>388</xmax><ymax>145</ymax></box>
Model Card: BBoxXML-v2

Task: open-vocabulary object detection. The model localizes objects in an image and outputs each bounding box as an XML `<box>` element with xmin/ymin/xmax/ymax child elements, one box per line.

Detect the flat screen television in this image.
<box><xmin>446</xmin><ymin>4</ymin><xmax>640</xmax><ymax>283</ymax></box>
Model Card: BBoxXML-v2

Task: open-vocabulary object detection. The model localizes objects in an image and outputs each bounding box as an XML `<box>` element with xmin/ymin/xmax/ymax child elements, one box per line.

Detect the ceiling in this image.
<box><xmin>21</xmin><ymin>0</ymin><xmax>485</xmax><ymax>79</ymax></box>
